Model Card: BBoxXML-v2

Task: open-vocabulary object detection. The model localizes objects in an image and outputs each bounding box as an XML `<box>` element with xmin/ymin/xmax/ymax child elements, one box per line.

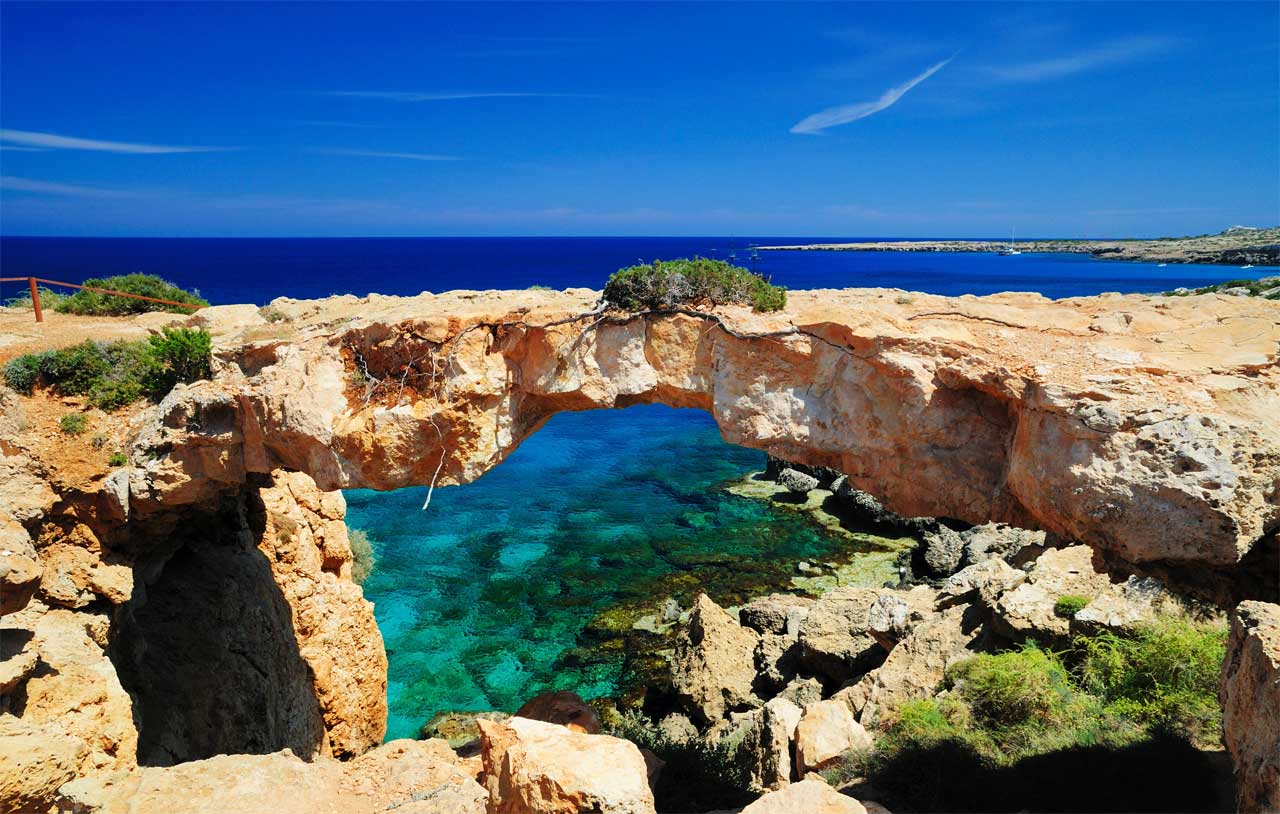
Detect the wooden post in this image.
<box><xmin>29</xmin><ymin>277</ymin><xmax>43</xmax><ymax>323</ymax></box>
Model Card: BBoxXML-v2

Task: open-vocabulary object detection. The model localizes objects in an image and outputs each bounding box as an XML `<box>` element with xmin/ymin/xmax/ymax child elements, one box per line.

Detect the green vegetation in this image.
<box><xmin>603</xmin><ymin>257</ymin><xmax>786</xmax><ymax>313</ymax></box>
<box><xmin>825</xmin><ymin>616</ymin><xmax>1228</xmax><ymax>812</ymax></box>
<box><xmin>59</xmin><ymin>413</ymin><xmax>88</xmax><ymax>435</ymax></box>
<box><xmin>4</xmin><ymin>286</ymin><xmax>71</xmax><ymax>311</ymax></box>
<box><xmin>526</xmin><ymin>284</ymin><xmax>554</xmax><ymax>291</ymax></box>
<box><xmin>608</xmin><ymin>710</ymin><xmax>754</xmax><ymax>811</ymax></box>
<box><xmin>3</xmin><ymin>327</ymin><xmax>213</xmax><ymax>409</ymax></box>
<box><xmin>1054</xmin><ymin>594</ymin><xmax>1091</xmax><ymax>618</ymax></box>
<box><xmin>348</xmin><ymin>528</ymin><xmax>376</xmax><ymax>584</ymax></box>
<box><xmin>48</xmin><ymin>274</ymin><xmax>208</xmax><ymax>315</ymax></box>
<box><xmin>107</xmin><ymin>451</ymin><xmax>129</xmax><ymax>467</ymax></box>
<box><xmin>1165</xmin><ymin>276</ymin><xmax>1280</xmax><ymax>299</ymax></box>
<box><xmin>260</xmin><ymin>306</ymin><xmax>289</xmax><ymax>323</ymax></box>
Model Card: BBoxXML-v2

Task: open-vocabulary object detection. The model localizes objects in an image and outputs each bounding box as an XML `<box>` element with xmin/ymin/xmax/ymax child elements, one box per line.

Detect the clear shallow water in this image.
<box><xmin>7</xmin><ymin>236</ymin><xmax>1272</xmax><ymax>741</ymax></box>
<box><xmin>346</xmin><ymin>405</ymin><xmax>887</xmax><ymax>740</ymax></box>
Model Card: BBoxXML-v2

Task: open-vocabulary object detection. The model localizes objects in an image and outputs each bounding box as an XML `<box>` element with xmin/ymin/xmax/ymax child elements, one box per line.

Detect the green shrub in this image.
<box><xmin>107</xmin><ymin>451</ymin><xmax>129</xmax><ymax>467</ymax></box>
<box><xmin>348</xmin><ymin>528</ymin><xmax>376</xmax><ymax>584</ymax></box>
<box><xmin>53</xmin><ymin>274</ymin><xmax>207</xmax><ymax>316</ymax></box>
<box><xmin>59</xmin><ymin>413</ymin><xmax>88</xmax><ymax>435</ymax></box>
<box><xmin>2</xmin><ymin>329</ymin><xmax>212</xmax><ymax>409</ymax></box>
<box><xmin>1073</xmin><ymin>617</ymin><xmax>1226</xmax><ymax>745</ymax></box>
<box><xmin>946</xmin><ymin>644</ymin><xmax>1072</xmax><ymax>728</ymax></box>
<box><xmin>603</xmin><ymin>257</ymin><xmax>786</xmax><ymax>313</ymax></box>
<box><xmin>4</xmin><ymin>286</ymin><xmax>70</xmax><ymax>311</ymax></box>
<box><xmin>607</xmin><ymin>710</ymin><xmax>754</xmax><ymax>810</ymax></box>
<box><xmin>1054</xmin><ymin>594</ymin><xmax>1091</xmax><ymax>618</ymax></box>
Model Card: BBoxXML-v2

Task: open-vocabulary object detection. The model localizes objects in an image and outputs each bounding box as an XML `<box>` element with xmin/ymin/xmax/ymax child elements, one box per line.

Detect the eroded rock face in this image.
<box><xmin>671</xmin><ymin>594</ymin><xmax>762</xmax><ymax>724</ymax></box>
<box><xmin>128</xmin><ymin>289</ymin><xmax>1278</xmax><ymax>604</ymax></box>
<box><xmin>477</xmin><ymin>717</ymin><xmax>655</xmax><ymax>814</ymax></box>
<box><xmin>1220</xmin><ymin>601</ymin><xmax>1280</xmax><ymax>813</ymax></box>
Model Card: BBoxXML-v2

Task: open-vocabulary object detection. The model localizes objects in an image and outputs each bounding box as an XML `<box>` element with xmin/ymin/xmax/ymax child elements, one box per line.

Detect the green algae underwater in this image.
<box><xmin>346</xmin><ymin>404</ymin><xmax>910</xmax><ymax>740</ymax></box>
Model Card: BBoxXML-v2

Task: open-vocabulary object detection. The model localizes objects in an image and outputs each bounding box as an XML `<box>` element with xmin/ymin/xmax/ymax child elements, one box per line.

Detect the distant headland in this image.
<box><xmin>760</xmin><ymin>225</ymin><xmax>1280</xmax><ymax>266</ymax></box>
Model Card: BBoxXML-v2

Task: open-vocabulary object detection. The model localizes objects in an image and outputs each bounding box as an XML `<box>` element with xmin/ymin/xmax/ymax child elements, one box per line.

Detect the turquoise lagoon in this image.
<box><xmin>346</xmin><ymin>404</ymin><xmax>894</xmax><ymax>741</ymax></box>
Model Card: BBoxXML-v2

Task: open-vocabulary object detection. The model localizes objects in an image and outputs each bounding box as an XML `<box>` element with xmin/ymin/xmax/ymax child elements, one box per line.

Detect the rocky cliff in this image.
<box><xmin>1</xmin><ymin>287</ymin><xmax>1277</xmax><ymax>811</ymax></box>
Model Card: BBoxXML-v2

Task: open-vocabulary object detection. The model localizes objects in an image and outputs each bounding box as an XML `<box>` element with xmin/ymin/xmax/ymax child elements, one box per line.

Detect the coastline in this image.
<box><xmin>758</xmin><ymin>226</ymin><xmax>1280</xmax><ymax>267</ymax></box>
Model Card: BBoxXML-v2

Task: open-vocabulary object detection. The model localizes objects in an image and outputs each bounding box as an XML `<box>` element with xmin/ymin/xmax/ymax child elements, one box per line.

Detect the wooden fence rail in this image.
<box><xmin>0</xmin><ymin>276</ymin><xmax>205</xmax><ymax>323</ymax></box>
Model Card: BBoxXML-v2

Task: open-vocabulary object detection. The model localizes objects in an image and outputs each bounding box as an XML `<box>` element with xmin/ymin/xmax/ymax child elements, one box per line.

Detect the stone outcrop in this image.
<box><xmin>477</xmin><ymin>717</ymin><xmax>655</xmax><ymax>814</ymax></box>
<box><xmin>1219</xmin><ymin>601</ymin><xmax>1280</xmax><ymax>813</ymax></box>
<box><xmin>670</xmin><ymin>594</ymin><xmax>761</xmax><ymax>723</ymax></box>
<box><xmin>741</xmin><ymin>775</ymin><xmax>869</xmax><ymax>813</ymax></box>
<box><xmin>120</xmin><ymin>289</ymin><xmax>1278</xmax><ymax>604</ymax></box>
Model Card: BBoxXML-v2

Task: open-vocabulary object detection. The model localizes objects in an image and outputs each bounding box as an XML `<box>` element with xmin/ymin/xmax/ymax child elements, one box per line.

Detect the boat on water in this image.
<box><xmin>1242</xmin><ymin>264</ymin><xmax>1255</xmax><ymax>269</ymax></box>
<box><xmin>998</xmin><ymin>228</ymin><xmax>1022</xmax><ymax>256</ymax></box>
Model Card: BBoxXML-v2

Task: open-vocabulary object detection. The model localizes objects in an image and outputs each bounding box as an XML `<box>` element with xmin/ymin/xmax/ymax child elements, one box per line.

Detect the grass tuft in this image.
<box><xmin>59</xmin><ymin>413</ymin><xmax>88</xmax><ymax>435</ymax></box>
<box><xmin>1054</xmin><ymin>594</ymin><xmax>1091</xmax><ymax>618</ymax></box>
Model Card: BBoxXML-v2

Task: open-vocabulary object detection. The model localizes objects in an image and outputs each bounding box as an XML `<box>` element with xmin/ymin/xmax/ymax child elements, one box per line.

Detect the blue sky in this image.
<box><xmin>1</xmin><ymin>1</ymin><xmax>1276</xmax><ymax>237</ymax></box>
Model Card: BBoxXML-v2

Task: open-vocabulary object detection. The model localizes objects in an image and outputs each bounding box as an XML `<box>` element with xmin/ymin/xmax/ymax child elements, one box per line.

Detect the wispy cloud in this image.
<box><xmin>312</xmin><ymin>148</ymin><xmax>461</xmax><ymax>162</ymax></box>
<box><xmin>981</xmin><ymin>36</ymin><xmax>1178</xmax><ymax>83</ymax></box>
<box><xmin>791</xmin><ymin>56</ymin><xmax>955</xmax><ymax>134</ymax></box>
<box><xmin>0</xmin><ymin>128</ymin><xmax>224</xmax><ymax>154</ymax></box>
<box><xmin>0</xmin><ymin>176</ymin><xmax>146</xmax><ymax>198</ymax></box>
<box><xmin>0</xmin><ymin>145</ymin><xmax>52</xmax><ymax>152</ymax></box>
<box><xmin>323</xmin><ymin>91</ymin><xmax>596</xmax><ymax>102</ymax></box>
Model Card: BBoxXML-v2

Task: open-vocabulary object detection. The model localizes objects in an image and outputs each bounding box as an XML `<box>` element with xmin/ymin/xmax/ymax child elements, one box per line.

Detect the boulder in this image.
<box><xmin>796</xmin><ymin>588</ymin><xmax>884</xmax><ymax>685</ymax></box>
<box><xmin>671</xmin><ymin>594</ymin><xmax>761</xmax><ymax>724</ymax></box>
<box><xmin>740</xmin><ymin>594</ymin><xmax>813</xmax><ymax>636</ymax></box>
<box><xmin>0</xmin><ymin>717</ymin><xmax>88</xmax><ymax>812</ymax></box>
<box><xmin>1219</xmin><ymin>601</ymin><xmax>1280</xmax><ymax>813</ymax></box>
<box><xmin>515</xmin><ymin>690</ymin><xmax>601</xmax><ymax>734</ymax></box>
<box><xmin>477</xmin><ymin>716</ymin><xmax>656</xmax><ymax>814</ymax></box>
<box><xmin>794</xmin><ymin>700</ymin><xmax>873</xmax><ymax>776</ymax></box>
<box><xmin>778</xmin><ymin>468</ymin><xmax>821</xmax><ymax>495</ymax></box>
<box><xmin>991</xmin><ymin>545</ymin><xmax>1114</xmax><ymax>641</ymax></box>
<box><xmin>866</xmin><ymin>594</ymin><xmax>909</xmax><ymax>651</ymax></box>
<box><xmin>422</xmin><ymin>711</ymin><xmax>511</xmax><ymax>749</ymax></box>
<box><xmin>742</xmin><ymin>775</ymin><xmax>868</xmax><ymax>813</ymax></box>
<box><xmin>778</xmin><ymin>676</ymin><xmax>824</xmax><ymax>709</ymax></box>
<box><xmin>939</xmin><ymin>558</ymin><xmax>1026</xmax><ymax>606</ymax></box>
<box><xmin>0</xmin><ymin>517</ymin><xmax>41</xmax><ymax>616</ymax></box>
<box><xmin>756</xmin><ymin>696</ymin><xmax>803</xmax><ymax>790</ymax></box>
<box><xmin>657</xmin><ymin>713</ymin><xmax>698</xmax><ymax>744</ymax></box>
<box><xmin>755</xmin><ymin>632</ymin><xmax>801</xmax><ymax>695</ymax></box>
<box><xmin>959</xmin><ymin>522</ymin><xmax>1045</xmax><ymax>566</ymax></box>
<box><xmin>832</xmin><ymin>481</ymin><xmax>900</xmax><ymax>527</ymax></box>
<box><xmin>1072</xmin><ymin>576</ymin><xmax>1172</xmax><ymax>632</ymax></box>
<box><xmin>918</xmin><ymin>525</ymin><xmax>965</xmax><ymax>577</ymax></box>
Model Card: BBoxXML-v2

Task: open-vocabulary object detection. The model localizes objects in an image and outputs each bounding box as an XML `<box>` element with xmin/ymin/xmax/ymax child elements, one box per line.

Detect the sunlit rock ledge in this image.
<box><xmin>135</xmin><ymin>287</ymin><xmax>1279</xmax><ymax>602</ymax></box>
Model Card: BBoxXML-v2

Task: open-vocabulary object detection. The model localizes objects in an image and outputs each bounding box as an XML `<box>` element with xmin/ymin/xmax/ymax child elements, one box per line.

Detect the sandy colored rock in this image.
<box><xmin>756</xmin><ymin>696</ymin><xmax>803</xmax><ymax>790</ymax></box>
<box><xmin>671</xmin><ymin>594</ymin><xmax>761</xmax><ymax>724</ymax></box>
<box><xmin>940</xmin><ymin>558</ymin><xmax>1026</xmax><ymax>605</ymax></box>
<box><xmin>742</xmin><ymin>775</ymin><xmax>868</xmax><ymax>813</ymax></box>
<box><xmin>1220</xmin><ymin>601</ymin><xmax>1280</xmax><ymax>813</ymax></box>
<box><xmin>0</xmin><ymin>716</ymin><xmax>88</xmax><ymax>812</ymax></box>
<box><xmin>514</xmin><ymin>690</ymin><xmax>600</xmax><ymax>734</ymax></box>
<box><xmin>991</xmin><ymin>545</ymin><xmax>1114</xmax><ymax>640</ymax></box>
<box><xmin>795</xmin><ymin>699</ymin><xmax>873</xmax><ymax>776</ymax></box>
<box><xmin>796</xmin><ymin>587</ymin><xmax>882</xmax><ymax>684</ymax></box>
<box><xmin>0</xmin><ymin>516</ymin><xmax>41</xmax><ymax>616</ymax></box>
<box><xmin>739</xmin><ymin>594</ymin><xmax>813</xmax><ymax>635</ymax></box>
<box><xmin>478</xmin><ymin>716</ymin><xmax>656</xmax><ymax>814</ymax></box>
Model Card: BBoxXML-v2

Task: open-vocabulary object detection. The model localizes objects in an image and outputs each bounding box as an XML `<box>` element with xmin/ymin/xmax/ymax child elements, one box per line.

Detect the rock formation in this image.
<box><xmin>1220</xmin><ymin>601</ymin><xmax>1280</xmax><ymax>813</ymax></box>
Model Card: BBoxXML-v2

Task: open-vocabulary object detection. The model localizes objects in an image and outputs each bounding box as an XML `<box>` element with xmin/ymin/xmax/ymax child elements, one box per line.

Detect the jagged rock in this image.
<box><xmin>0</xmin><ymin>717</ymin><xmax>88</xmax><ymax>812</ymax></box>
<box><xmin>0</xmin><ymin>517</ymin><xmax>41</xmax><ymax>616</ymax></box>
<box><xmin>796</xmin><ymin>588</ymin><xmax>883</xmax><ymax>685</ymax></box>
<box><xmin>778</xmin><ymin>468</ymin><xmax>820</xmax><ymax>495</ymax></box>
<box><xmin>657</xmin><ymin>713</ymin><xmax>698</xmax><ymax>744</ymax></box>
<box><xmin>756</xmin><ymin>696</ymin><xmax>803</xmax><ymax>791</ymax></box>
<box><xmin>742</xmin><ymin>776</ymin><xmax>869</xmax><ymax>813</ymax></box>
<box><xmin>0</xmin><ymin>630</ymin><xmax>38</xmax><ymax>696</ymax></box>
<box><xmin>0</xmin><ymin>455</ymin><xmax>57</xmax><ymax>525</ymax></box>
<box><xmin>515</xmin><ymin>690</ymin><xmax>600</xmax><ymax>734</ymax></box>
<box><xmin>755</xmin><ymin>632</ymin><xmax>801</xmax><ymax>695</ymax></box>
<box><xmin>940</xmin><ymin>558</ymin><xmax>1026</xmax><ymax>606</ymax></box>
<box><xmin>99</xmin><ymin>468</ymin><xmax>130</xmax><ymax>523</ymax></box>
<box><xmin>671</xmin><ymin>594</ymin><xmax>761</xmax><ymax>724</ymax></box>
<box><xmin>919</xmin><ymin>525</ymin><xmax>965</xmax><ymax>576</ymax></box>
<box><xmin>478</xmin><ymin>716</ymin><xmax>655</xmax><ymax>814</ymax></box>
<box><xmin>1220</xmin><ymin>601</ymin><xmax>1280</xmax><ymax>813</ymax></box>
<box><xmin>778</xmin><ymin>676</ymin><xmax>824</xmax><ymax>709</ymax></box>
<box><xmin>990</xmin><ymin>546</ymin><xmax>1115</xmax><ymax>641</ymax></box>
<box><xmin>850</xmin><ymin>604</ymin><xmax>982</xmax><ymax>727</ymax></box>
<box><xmin>866</xmin><ymin>595</ymin><xmax>910</xmax><ymax>651</ymax></box>
<box><xmin>740</xmin><ymin>594</ymin><xmax>813</xmax><ymax>636</ymax></box>
<box><xmin>1072</xmin><ymin>576</ymin><xmax>1172</xmax><ymax>631</ymax></box>
<box><xmin>959</xmin><ymin>522</ymin><xmax>1046</xmax><ymax>566</ymax></box>
<box><xmin>794</xmin><ymin>700</ymin><xmax>873</xmax><ymax>776</ymax></box>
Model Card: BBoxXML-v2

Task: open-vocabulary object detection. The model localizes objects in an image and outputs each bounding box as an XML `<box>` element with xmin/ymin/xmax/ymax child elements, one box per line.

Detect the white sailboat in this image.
<box><xmin>998</xmin><ymin>228</ymin><xmax>1022</xmax><ymax>256</ymax></box>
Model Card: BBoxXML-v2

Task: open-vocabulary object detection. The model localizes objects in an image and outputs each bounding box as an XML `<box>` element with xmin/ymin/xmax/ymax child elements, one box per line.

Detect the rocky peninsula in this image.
<box><xmin>760</xmin><ymin>226</ymin><xmax>1280</xmax><ymax>267</ymax></box>
<box><xmin>0</xmin><ymin>286</ymin><xmax>1277</xmax><ymax>813</ymax></box>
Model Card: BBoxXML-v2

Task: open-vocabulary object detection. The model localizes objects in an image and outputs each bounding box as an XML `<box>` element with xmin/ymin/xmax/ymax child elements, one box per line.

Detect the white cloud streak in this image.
<box><xmin>0</xmin><ymin>176</ymin><xmax>145</xmax><ymax>198</ymax></box>
<box><xmin>313</xmin><ymin>149</ymin><xmax>461</xmax><ymax>162</ymax></box>
<box><xmin>0</xmin><ymin>128</ymin><xmax>223</xmax><ymax>154</ymax></box>
<box><xmin>982</xmin><ymin>37</ymin><xmax>1178</xmax><ymax>83</ymax></box>
<box><xmin>791</xmin><ymin>56</ymin><xmax>954</xmax><ymax>134</ymax></box>
<box><xmin>324</xmin><ymin>91</ymin><xmax>596</xmax><ymax>102</ymax></box>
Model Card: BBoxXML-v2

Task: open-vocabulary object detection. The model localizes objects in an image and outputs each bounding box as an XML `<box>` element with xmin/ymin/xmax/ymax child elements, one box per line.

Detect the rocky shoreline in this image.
<box><xmin>759</xmin><ymin>226</ymin><xmax>1280</xmax><ymax>267</ymax></box>
<box><xmin>1</xmin><ymin>287</ymin><xmax>1277</xmax><ymax>813</ymax></box>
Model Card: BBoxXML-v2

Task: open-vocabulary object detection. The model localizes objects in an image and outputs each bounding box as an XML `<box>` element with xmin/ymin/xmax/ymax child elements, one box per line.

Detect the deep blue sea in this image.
<box><xmin>4</xmin><ymin>236</ymin><xmax>1272</xmax><ymax>740</ymax></box>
